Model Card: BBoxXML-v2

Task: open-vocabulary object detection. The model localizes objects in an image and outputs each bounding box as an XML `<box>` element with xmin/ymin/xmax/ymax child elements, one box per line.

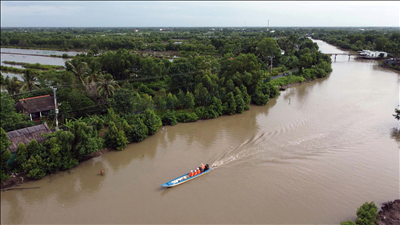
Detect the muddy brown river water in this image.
<box><xmin>1</xmin><ymin>40</ymin><xmax>399</xmax><ymax>224</ymax></box>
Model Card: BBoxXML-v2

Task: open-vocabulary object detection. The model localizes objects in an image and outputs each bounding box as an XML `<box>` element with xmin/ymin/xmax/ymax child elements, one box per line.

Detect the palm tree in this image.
<box><xmin>20</xmin><ymin>69</ymin><xmax>39</xmax><ymax>93</ymax></box>
<box><xmin>97</xmin><ymin>74</ymin><xmax>119</xmax><ymax>102</ymax></box>
<box><xmin>5</xmin><ymin>76</ymin><xmax>22</xmax><ymax>97</ymax></box>
<box><xmin>66</xmin><ymin>61</ymin><xmax>88</xmax><ymax>85</ymax></box>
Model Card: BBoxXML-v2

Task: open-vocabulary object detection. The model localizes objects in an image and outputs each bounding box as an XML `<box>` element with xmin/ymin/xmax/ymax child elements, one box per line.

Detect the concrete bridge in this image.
<box><xmin>325</xmin><ymin>53</ymin><xmax>359</xmax><ymax>60</ymax></box>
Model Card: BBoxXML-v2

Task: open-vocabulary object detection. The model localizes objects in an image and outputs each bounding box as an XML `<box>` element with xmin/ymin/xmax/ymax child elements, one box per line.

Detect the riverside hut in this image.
<box><xmin>15</xmin><ymin>95</ymin><xmax>55</xmax><ymax>121</ymax></box>
<box><xmin>6</xmin><ymin>123</ymin><xmax>52</xmax><ymax>155</ymax></box>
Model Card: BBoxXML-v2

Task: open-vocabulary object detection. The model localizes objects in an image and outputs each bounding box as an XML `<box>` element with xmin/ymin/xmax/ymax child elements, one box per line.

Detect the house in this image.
<box><xmin>15</xmin><ymin>95</ymin><xmax>55</xmax><ymax>121</ymax></box>
<box><xmin>359</xmin><ymin>50</ymin><xmax>388</xmax><ymax>59</ymax></box>
<box><xmin>6</xmin><ymin>123</ymin><xmax>51</xmax><ymax>161</ymax></box>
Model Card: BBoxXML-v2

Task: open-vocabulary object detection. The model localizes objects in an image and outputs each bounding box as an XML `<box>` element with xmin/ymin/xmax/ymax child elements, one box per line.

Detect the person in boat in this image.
<box><xmin>189</xmin><ymin>170</ymin><xmax>194</xmax><ymax>177</ymax></box>
<box><xmin>200</xmin><ymin>163</ymin><xmax>205</xmax><ymax>172</ymax></box>
<box><xmin>193</xmin><ymin>169</ymin><xmax>198</xmax><ymax>176</ymax></box>
<box><xmin>196</xmin><ymin>167</ymin><xmax>201</xmax><ymax>175</ymax></box>
<box><xmin>204</xmin><ymin>164</ymin><xmax>210</xmax><ymax>171</ymax></box>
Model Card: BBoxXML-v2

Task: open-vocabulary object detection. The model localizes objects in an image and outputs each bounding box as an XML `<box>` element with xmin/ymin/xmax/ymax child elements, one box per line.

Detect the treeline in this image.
<box><xmin>1</xmin><ymin>27</ymin><xmax>312</xmax><ymax>55</ymax></box>
<box><xmin>311</xmin><ymin>29</ymin><xmax>400</xmax><ymax>56</ymax></box>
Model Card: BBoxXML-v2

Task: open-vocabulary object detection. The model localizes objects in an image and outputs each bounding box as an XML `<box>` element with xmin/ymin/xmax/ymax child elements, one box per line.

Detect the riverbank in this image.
<box><xmin>1</xmin><ymin>147</ymin><xmax>111</xmax><ymax>189</ymax></box>
<box><xmin>376</xmin><ymin>200</ymin><xmax>400</xmax><ymax>225</ymax></box>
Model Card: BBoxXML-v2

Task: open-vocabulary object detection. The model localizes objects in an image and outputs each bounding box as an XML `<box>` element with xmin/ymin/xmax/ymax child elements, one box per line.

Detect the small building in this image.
<box><xmin>359</xmin><ymin>50</ymin><xmax>388</xmax><ymax>59</ymax></box>
<box><xmin>15</xmin><ymin>95</ymin><xmax>55</xmax><ymax>121</ymax></box>
<box><xmin>6</xmin><ymin>123</ymin><xmax>52</xmax><ymax>162</ymax></box>
<box><xmin>174</xmin><ymin>41</ymin><xmax>182</xmax><ymax>44</ymax></box>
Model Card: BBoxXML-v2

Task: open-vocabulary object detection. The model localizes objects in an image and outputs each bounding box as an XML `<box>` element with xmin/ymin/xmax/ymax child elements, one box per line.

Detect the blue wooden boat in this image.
<box><xmin>161</xmin><ymin>168</ymin><xmax>213</xmax><ymax>187</ymax></box>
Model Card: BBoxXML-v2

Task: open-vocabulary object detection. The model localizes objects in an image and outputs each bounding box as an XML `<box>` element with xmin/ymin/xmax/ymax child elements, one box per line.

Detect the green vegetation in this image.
<box><xmin>341</xmin><ymin>202</ymin><xmax>378</xmax><ymax>225</ymax></box>
<box><xmin>0</xmin><ymin>27</ymin><xmax>333</xmax><ymax>183</ymax></box>
<box><xmin>311</xmin><ymin>28</ymin><xmax>400</xmax><ymax>56</ymax></box>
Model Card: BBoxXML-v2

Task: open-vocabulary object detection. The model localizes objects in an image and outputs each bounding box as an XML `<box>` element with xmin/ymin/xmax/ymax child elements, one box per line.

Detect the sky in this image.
<box><xmin>1</xmin><ymin>1</ymin><xmax>400</xmax><ymax>27</ymax></box>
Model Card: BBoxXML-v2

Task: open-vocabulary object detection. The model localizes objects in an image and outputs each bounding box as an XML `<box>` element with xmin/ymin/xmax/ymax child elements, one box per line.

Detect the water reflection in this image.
<box><xmin>390</xmin><ymin>127</ymin><xmax>400</xmax><ymax>145</ymax></box>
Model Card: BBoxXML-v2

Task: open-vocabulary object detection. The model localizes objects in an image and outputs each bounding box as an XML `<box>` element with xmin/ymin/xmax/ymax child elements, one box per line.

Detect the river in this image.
<box><xmin>1</xmin><ymin>40</ymin><xmax>399</xmax><ymax>224</ymax></box>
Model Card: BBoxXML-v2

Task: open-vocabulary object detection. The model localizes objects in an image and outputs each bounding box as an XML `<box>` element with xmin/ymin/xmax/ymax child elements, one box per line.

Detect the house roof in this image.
<box><xmin>6</xmin><ymin>123</ymin><xmax>52</xmax><ymax>153</ymax></box>
<box><xmin>15</xmin><ymin>95</ymin><xmax>55</xmax><ymax>114</ymax></box>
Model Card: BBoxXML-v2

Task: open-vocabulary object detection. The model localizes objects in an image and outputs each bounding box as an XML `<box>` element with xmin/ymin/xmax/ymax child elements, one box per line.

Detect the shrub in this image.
<box><xmin>161</xmin><ymin>111</ymin><xmax>178</xmax><ymax>126</ymax></box>
<box><xmin>138</xmin><ymin>84</ymin><xmax>156</xmax><ymax>97</ymax></box>
<box><xmin>142</xmin><ymin>109</ymin><xmax>162</xmax><ymax>135</ymax></box>
<box><xmin>175</xmin><ymin>112</ymin><xmax>198</xmax><ymax>123</ymax></box>
<box><xmin>355</xmin><ymin>202</ymin><xmax>378</xmax><ymax>225</ymax></box>
<box><xmin>340</xmin><ymin>220</ymin><xmax>356</xmax><ymax>225</ymax></box>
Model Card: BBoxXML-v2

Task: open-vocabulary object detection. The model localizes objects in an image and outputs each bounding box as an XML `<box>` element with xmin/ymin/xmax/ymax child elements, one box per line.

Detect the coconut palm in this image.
<box><xmin>5</xmin><ymin>76</ymin><xmax>22</xmax><ymax>97</ymax></box>
<box><xmin>20</xmin><ymin>69</ymin><xmax>39</xmax><ymax>93</ymax></box>
<box><xmin>66</xmin><ymin>61</ymin><xmax>88</xmax><ymax>85</ymax></box>
<box><xmin>97</xmin><ymin>74</ymin><xmax>119</xmax><ymax>102</ymax></box>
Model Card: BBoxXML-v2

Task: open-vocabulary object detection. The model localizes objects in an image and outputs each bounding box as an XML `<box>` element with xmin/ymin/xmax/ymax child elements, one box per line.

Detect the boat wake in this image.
<box><xmin>210</xmin><ymin>130</ymin><xmax>329</xmax><ymax>169</ymax></box>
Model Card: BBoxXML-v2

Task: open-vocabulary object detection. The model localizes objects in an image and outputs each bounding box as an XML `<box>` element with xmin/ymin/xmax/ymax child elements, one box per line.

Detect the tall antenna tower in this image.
<box><xmin>267</xmin><ymin>20</ymin><xmax>269</xmax><ymax>31</ymax></box>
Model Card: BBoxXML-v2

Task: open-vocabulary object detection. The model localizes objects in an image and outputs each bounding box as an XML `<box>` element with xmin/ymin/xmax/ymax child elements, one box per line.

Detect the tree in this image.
<box><xmin>5</xmin><ymin>76</ymin><xmax>22</xmax><ymax>97</ymax></box>
<box><xmin>128</xmin><ymin>117</ymin><xmax>148</xmax><ymax>142</ymax></box>
<box><xmin>26</xmin><ymin>139</ymin><xmax>40</xmax><ymax>159</ymax></box>
<box><xmin>240</xmin><ymin>85</ymin><xmax>251</xmax><ymax>110</ymax></box>
<box><xmin>20</xmin><ymin>69</ymin><xmax>39</xmax><ymax>93</ymax></box>
<box><xmin>0</xmin><ymin>128</ymin><xmax>12</xmax><ymax>182</ymax></box>
<box><xmin>235</xmin><ymin>94</ymin><xmax>245</xmax><ymax>114</ymax></box>
<box><xmin>104</xmin><ymin>121</ymin><xmax>128</xmax><ymax>151</ymax></box>
<box><xmin>374</xmin><ymin>37</ymin><xmax>388</xmax><ymax>51</ymax></box>
<box><xmin>69</xmin><ymin>121</ymin><xmax>103</xmax><ymax>157</ymax></box>
<box><xmin>256</xmin><ymin>38</ymin><xmax>281</xmax><ymax>61</ymax></box>
<box><xmin>142</xmin><ymin>109</ymin><xmax>162</xmax><ymax>135</ymax></box>
<box><xmin>0</xmin><ymin>92</ymin><xmax>27</xmax><ymax>131</ymax></box>
<box><xmin>185</xmin><ymin>91</ymin><xmax>195</xmax><ymax>109</ymax></box>
<box><xmin>224</xmin><ymin>92</ymin><xmax>236</xmax><ymax>115</ymax></box>
<box><xmin>161</xmin><ymin>111</ymin><xmax>178</xmax><ymax>126</ymax></box>
<box><xmin>165</xmin><ymin>93</ymin><xmax>178</xmax><ymax>110</ymax></box>
<box><xmin>112</xmin><ymin>88</ymin><xmax>135</xmax><ymax>114</ymax></box>
<box><xmin>15</xmin><ymin>143</ymin><xmax>28</xmax><ymax>170</ymax></box>
<box><xmin>66</xmin><ymin>61</ymin><xmax>89</xmax><ymax>85</ymax></box>
<box><xmin>97</xmin><ymin>74</ymin><xmax>119</xmax><ymax>102</ymax></box>
<box><xmin>23</xmin><ymin>155</ymin><xmax>47</xmax><ymax>179</ymax></box>
<box><xmin>176</xmin><ymin>89</ymin><xmax>185</xmax><ymax>109</ymax></box>
<box><xmin>355</xmin><ymin>202</ymin><xmax>378</xmax><ymax>225</ymax></box>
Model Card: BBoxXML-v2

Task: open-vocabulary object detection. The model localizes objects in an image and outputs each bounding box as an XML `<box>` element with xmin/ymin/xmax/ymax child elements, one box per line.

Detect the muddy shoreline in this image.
<box><xmin>377</xmin><ymin>199</ymin><xmax>400</xmax><ymax>225</ymax></box>
<box><xmin>0</xmin><ymin>147</ymin><xmax>111</xmax><ymax>190</ymax></box>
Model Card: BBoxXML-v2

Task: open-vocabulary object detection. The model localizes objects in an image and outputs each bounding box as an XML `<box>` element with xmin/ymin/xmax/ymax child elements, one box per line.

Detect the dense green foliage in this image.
<box><xmin>0</xmin><ymin>27</ymin><xmax>334</xmax><ymax>183</ymax></box>
<box><xmin>0</xmin><ymin>128</ymin><xmax>12</xmax><ymax>182</ymax></box>
<box><xmin>311</xmin><ymin>28</ymin><xmax>400</xmax><ymax>56</ymax></box>
<box><xmin>355</xmin><ymin>202</ymin><xmax>378</xmax><ymax>225</ymax></box>
<box><xmin>340</xmin><ymin>202</ymin><xmax>378</xmax><ymax>225</ymax></box>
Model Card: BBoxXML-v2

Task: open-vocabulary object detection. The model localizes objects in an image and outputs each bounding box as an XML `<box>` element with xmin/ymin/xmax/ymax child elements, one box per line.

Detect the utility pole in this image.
<box><xmin>269</xmin><ymin>56</ymin><xmax>273</xmax><ymax>76</ymax></box>
<box><xmin>52</xmin><ymin>87</ymin><xmax>59</xmax><ymax>130</ymax></box>
<box><xmin>267</xmin><ymin>20</ymin><xmax>269</xmax><ymax>32</ymax></box>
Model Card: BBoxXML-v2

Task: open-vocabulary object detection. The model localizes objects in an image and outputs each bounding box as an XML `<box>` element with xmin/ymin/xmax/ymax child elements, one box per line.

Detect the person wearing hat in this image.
<box><xmin>196</xmin><ymin>167</ymin><xmax>201</xmax><ymax>175</ymax></box>
<box><xmin>189</xmin><ymin>170</ymin><xmax>194</xmax><ymax>177</ymax></box>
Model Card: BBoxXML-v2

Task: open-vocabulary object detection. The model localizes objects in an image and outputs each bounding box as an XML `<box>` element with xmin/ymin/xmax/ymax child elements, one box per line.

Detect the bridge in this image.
<box><xmin>324</xmin><ymin>53</ymin><xmax>359</xmax><ymax>60</ymax></box>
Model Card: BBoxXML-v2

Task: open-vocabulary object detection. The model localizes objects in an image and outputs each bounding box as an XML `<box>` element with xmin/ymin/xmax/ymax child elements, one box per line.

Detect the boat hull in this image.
<box><xmin>161</xmin><ymin>168</ymin><xmax>213</xmax><ymax>188</ymax></box>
